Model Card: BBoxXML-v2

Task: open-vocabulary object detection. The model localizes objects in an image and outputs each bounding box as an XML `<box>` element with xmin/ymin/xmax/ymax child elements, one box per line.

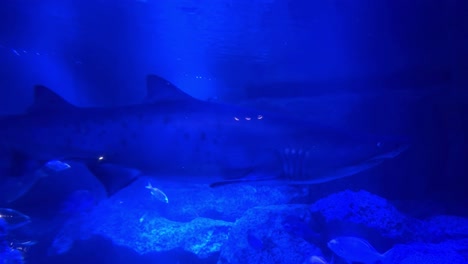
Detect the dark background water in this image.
<box><xmin>0</xmin><ymin>0</ymin><xmax>466</xmax><ymax>222</ymax></box>
<box><xmin>1</xmin><ymin>1</ymin><xmax>467</xmax><ymax>263</ymax></box>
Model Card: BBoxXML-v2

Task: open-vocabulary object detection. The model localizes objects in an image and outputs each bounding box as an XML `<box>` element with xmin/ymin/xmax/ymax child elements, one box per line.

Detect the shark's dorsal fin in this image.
<box><xmin>28</xmin><ymin>85</ymin><xmax>76</xmax><ymax>113</ymax></box>
<box><xmin>144</xmin><ymin>74</ymin><xmax>196</xmax><ymax>103</ymax></box>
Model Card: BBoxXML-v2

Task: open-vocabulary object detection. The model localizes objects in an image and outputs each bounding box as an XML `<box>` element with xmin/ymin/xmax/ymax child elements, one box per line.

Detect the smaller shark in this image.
<box><xmin>0</xmin><ymin>75</ymin><xmax>408</xmax><ymax>202</ymax></box>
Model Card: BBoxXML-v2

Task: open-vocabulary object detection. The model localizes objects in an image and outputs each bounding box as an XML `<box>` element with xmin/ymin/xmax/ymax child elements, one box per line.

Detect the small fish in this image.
<box><xmin>11</xmin><ymin>49</ymin><xmax>20</xmax><ymax>56</ymax></box>
<box><xmin>0</xmin><ymin>208</ymin><xmax>31</xmax><ymax>230</ymax></box>
<box><xmin>44</xmin><ymin>160</ymin><xmax>71</xmax><ymax>172</ymax></box>
<box><xmin>328</xmin><ymin>236</ymin><xmax>391</xmax><ymax>264</ymax></box>
<box><xmin>145</xmin><ymin>182</ymin><xmax>169</xmax><ymax>203</ymax></box>
<box><xmin>139</xmin><ymin>213</ymin><xmax>146</xmax><ymax>223</ymax></box>
<box><xmin>306</xmin><ymin>255</ymin><xmax>329</xmax><ymax>264</ymax></box>
<box><xmin>10</xmin><ymin>240</ymin><xmax>37</xmax><ymax>253</ymax></box>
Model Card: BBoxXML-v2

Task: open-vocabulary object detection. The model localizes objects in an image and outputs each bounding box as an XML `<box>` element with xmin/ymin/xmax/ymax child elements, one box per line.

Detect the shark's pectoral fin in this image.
<box><xmin>86</xmin><ymin>163</ymin><xmax>141</xmax><ymax>196</ymax></box>
<box><xmin>210</xmin><ymin>168</ymin><xmax>281</xmax><ymax>188</ymax></box>
<box><xmin>210</xmin><ymin>175</ymin><xmax>281</xmax><ymax>187</ymax></box>
<box><xmin>210</xmin><ymin>179</ymin><xmax>245</xmax><ymax>188</ymax></box>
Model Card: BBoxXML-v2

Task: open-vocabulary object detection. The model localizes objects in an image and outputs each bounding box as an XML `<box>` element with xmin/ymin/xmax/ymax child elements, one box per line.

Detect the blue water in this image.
<box><xmin>0</xmin><ymin>1</ymin><xmax>467</xmax><ymax>263</ymax></box>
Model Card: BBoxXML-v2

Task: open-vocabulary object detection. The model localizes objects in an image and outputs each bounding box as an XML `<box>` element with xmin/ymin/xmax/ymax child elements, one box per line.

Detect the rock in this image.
<box><xmin>106</xmin><ymin>177</ymin><xmax>308</xmax><ymax>222</ymax></box>
<box><xmin>310</xmin><ymin>190</ymin><xmax>468</xmax><ymax>263</ymax></box>
<box><xmin>218</xmin><ymin>204</ymin><xmax>322</xmax><ymax>264</ymax></box>
<box><xmin>95</xmin><ymin>216</ymin><xmax>232</xmax><ymax>258</ymax></box>
<box><xmin>154</xmin><ymin>181</ymin><xmax>308</xmax><ymax>222</ymax></box>
<box><xmin>50</xmin><ymin>190</ymin><xmax>233</xmax><ymax>259</ymax></box>
<box><xmin>421</xmin><ymin>215</ymin><xmax>468</xmax><ymax>241</ymax></box>
<box><xmin>310</xmin><ymin>190</ymin><xmax>410</xmax><ymax>239</ymax></box>
<box><xmin>388</xmin><ymin>239</ymin><xmax>468</xmax><ymax>264</ymax></box>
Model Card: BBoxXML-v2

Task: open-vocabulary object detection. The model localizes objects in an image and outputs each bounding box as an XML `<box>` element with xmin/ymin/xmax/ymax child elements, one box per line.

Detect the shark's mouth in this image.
<box><xmin>278</xmin><ymin>143</ymin><xmax>409</xmax><ymax>185</ymax></box>
<box><xmin>209</xmin><ymin>143</ymin><xmax>408</xmax><ymax>188</ymax></box>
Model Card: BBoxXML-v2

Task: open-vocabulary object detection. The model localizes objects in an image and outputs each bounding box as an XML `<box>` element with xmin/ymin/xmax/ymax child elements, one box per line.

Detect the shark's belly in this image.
<box><xmin>101</xmin><ymin>124</ymin><xmax>281</xmax><ymax>180</ymax></box>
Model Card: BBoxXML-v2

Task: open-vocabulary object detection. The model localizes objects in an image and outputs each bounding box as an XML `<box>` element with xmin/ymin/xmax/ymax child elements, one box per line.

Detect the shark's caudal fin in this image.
<box><xmin>28</xmin><ymin>85</ymin><xmax>76</xmax><ymax>113</ymax></box>
<box><xmin>0</xmin><ymin>85</ymin><xmax>78</xmax><ymax>203</ymax></box>
<box><xmin>4</xmin><ymin>151</ymin><xmax>42</xmax><ymax>177</ymax></box>
<box><xmin>0</xmin><ymin>151</ymin><xmax>48</xmax><ymax>203</ymax></box>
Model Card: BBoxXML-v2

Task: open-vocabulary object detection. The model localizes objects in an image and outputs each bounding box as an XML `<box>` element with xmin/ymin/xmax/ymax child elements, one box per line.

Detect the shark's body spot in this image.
<box><xmin>137</xmin><ymin>113</ymin><xmax>144</xmax><ymax>120</ymax></box>
<box><xmin>80</xmin><ymin>126</ymin><xmax>88</xmax><ymax>134</ymax></box>
<box><xmin>194</xmin><ymin>146</ymin><xmax>201</xmax><ymax>153</ymax></box>
<box><xmin>98</xmin><ymin>130</ymin><xmax>107</xmax><ymax>138</ymax></box>
<box><xmin>200</xmin><ymin>132</ymin><xmax>206</xmax><ymax>141</ymax></box>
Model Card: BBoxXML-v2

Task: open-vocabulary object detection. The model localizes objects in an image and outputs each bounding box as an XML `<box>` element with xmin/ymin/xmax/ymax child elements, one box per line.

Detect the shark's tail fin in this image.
<box><xmin>0</xmin><ymin>151</ymin><xmax>47</xmax><ymax>203</ymax></box>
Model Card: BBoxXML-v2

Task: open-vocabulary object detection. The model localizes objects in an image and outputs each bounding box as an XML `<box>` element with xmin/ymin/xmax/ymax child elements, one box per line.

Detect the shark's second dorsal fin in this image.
<box><xmin>28</xmin><ymin>85</ymin><xmax>76</xmax><ymax>113</ymax></box>
<box><xmin>145</xmin><ymin>74</ymin><xmax>196</xmax><ymax>103</ymax></box>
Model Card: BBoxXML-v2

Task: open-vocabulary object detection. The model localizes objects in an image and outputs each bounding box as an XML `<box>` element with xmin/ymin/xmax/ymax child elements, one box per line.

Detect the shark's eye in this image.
<box><xmin>376</xmin><ymin>142</ymin><xmax>382</xmax><ymax>148</ymax></box>
<box><xmin>98</xmin><ymin>156</ymin><xmax>104</xmax><ymax>161</ymax></box>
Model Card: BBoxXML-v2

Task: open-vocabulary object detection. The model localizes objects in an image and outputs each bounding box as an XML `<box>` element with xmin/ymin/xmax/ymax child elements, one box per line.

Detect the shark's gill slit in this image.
<box><xmin>280</xmin><ymin>147</ymin><xmax>309</xmax><ymax>181</ymax></box>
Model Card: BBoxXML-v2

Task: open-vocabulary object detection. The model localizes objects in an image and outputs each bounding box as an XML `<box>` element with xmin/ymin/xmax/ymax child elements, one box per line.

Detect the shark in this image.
<box><xmin>0</xmin><ymin>75</ymin><xmax>408</xmax><ymax>202</ymax></box>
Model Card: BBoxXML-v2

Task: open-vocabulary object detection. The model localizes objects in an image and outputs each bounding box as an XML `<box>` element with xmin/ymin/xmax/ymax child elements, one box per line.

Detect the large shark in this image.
<box><xmin>0</xmin><ymin>75</ymin><xmax>408</xmax><ymax>202</ymax></box>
